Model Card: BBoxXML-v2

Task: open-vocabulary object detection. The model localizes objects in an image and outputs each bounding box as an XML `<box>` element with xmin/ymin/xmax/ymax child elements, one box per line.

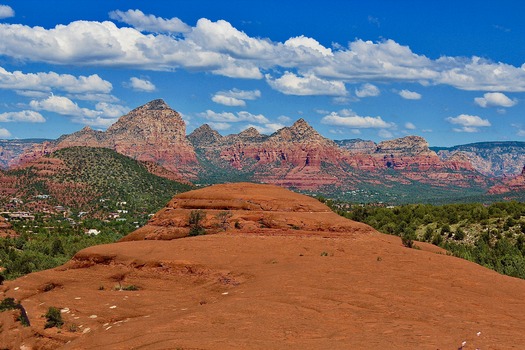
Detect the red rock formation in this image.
<box><xmin>223</xmin><ymin>120</ymin><xmax>351</xmax><ymax>189</ymax></box>
<box><xmin>488</xmin><ymin>165</ymin><xmax>525</xmax><ymax>194</ymax></box>
<box><xmin>14</xmin><ymin>100</ymin><xmax>200</xmax><ymax>180</ymax></box>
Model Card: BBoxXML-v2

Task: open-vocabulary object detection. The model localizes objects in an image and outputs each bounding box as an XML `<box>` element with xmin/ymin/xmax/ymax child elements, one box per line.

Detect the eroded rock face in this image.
<box><xmin>435</xmin><ymin>141</ymin><xmax>525</xmax><ymax>176</ymax></box>
<box><xmin>190</xmin><ymin>119</ymin><xmax>352</xmax><ymax>190</ymax></box>
<box><xmin>488</xmin><ymin>165</ymin><xmax>525</xmax><ymax>194</ymax></box>
<box><xmin>14</xmin><ymin>100</ymin><xmax>200</xmax><ymax>180</ymax></box>
<box><xmin>123</xmin><ymin>182</ymin><xmax>373</xmax><ymax>241</ymax></box>
<box><xmin>104</xmin><ymin>100</ymin><xmax>198</xmax><ymax>177</ymax></box>
<box><xmin>335</xmin><ymin>139</ymin><xmax>377</xmax><ymax>153</ymax></box>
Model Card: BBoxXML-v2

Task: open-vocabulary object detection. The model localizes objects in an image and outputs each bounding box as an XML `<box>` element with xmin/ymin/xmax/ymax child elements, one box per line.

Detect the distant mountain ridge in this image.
<box><xmin>431</xmin><ymin>141</ymin><xmax>525</xmax><ymax>176</ymax></box>
<box><xmin>1</xmin><ymin>99</ymin><xmax>523</xmax><ymax>202</ymax></box>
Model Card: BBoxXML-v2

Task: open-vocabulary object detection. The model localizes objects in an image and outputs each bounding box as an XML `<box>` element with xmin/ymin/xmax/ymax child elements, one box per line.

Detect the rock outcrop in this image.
<box><xmin>14</xmin><ymin>100</ymin><xmax>199</xmax><ymax>181</ymax></box>
<box><xmin>123</xmin><ymin>182</ymin><xmax>373</xmax><ymax>241</ymax></box>
<box><xmin>190</xmin><ymin>119</ymin><xmax>350</xmax><ymax>190</ymax></box>
<box><xmin>488</xmin><ymin>165</ymin><xmax>525</xmax><ymax>194</ymax></box>
<box><xmin>434</xmin><ymin>141</ymin><xmax>525</xmax><ymax>176</ymax></box>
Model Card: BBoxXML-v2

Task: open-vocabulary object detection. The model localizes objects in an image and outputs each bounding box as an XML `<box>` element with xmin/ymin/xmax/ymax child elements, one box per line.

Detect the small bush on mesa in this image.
<box><xmin>0</xmin><ymin>297</ymin><xmax>30</xmax><ymax>327</ymax></box>
<box><xmin>44</xmin><ymin>306</ymin><xmax>64</xmax><ymax>329</ymax></box>
<box><xmin>189</xmin><ymin>210</ymin><xmax>206</xmax><ymax>236</ymax></box>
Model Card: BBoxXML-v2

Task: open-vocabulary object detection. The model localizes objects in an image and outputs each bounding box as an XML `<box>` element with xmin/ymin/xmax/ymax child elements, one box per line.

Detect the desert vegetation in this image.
<box><xmin>328</xmin><ymin>199</ymin><xmax>525</xmax><ymax>279</ymax></box>
<box><xmin>0</xmin><ymin>215</ymin><xmax>137</xmax><ymax>279</ymax></box>
<box><xmin>0</xmin><ymin>147</ymin><xmax>193</xmax><ymax>216</ymax></box>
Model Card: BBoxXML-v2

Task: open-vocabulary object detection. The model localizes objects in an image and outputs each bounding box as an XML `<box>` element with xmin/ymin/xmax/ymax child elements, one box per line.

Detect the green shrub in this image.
<box><xmin>0</xmin><ymin>297</ymin><xmax>18</xmax><ymax>311</ymax></box>
<box><xmin>401</xmin><ymin>229</ymin><xmax>417</xmax><ymax>248</ymax></box>
<box><xmin>454</xmin><ymin>228</ymin><xmax>465</xmax><ymax>241</ymax></box>
<box><xmin>121</xmin><ymin>285</ymin><xmax>139</xmax><ymax>291</ymax></box>
<box><xmin>0</xmin><ymin>298</ymin><xmax>30</xmax><ymax>326</ymax></box>
<box><xmin>44</xmin><ymin>307</ymin><xmax>64</xmax><ymax>329</ymax></box>
<box><xmin>188</xmin><ymin>210</ymin><xmax>206</xmax><ymax>236</ymax></box>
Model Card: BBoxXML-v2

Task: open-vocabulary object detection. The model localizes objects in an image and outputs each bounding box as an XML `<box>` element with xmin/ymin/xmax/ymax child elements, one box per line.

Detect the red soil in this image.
<box><xmin>1</xmin><ymin>183</ymin><xmax>525</xmax><ymax>349</ymax></box>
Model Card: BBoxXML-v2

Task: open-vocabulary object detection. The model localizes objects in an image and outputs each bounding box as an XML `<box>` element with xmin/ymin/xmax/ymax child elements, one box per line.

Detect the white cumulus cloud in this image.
<box><xmin>211</xmin><ymin>88</ymin><xmax>261</xmax><ymax>106</ymax></box>
<box><xmin>355</xmin><ymin>83</ymin><xmax>380</xmax><ymax>98</ymax></box>
<box><xmin>109</xmin><ymin>9</ymin><xmax>190</xmax><ymax>33</ymax></box>
<box><xmin>0</xmin><ymin>110</ymin><xmax>46</xmax><ymax>123</ymax></box>
<box><xmin>0</xmin><ymin>15</ymin><xmax>524</xmax><ymax>94</ymax></box>
<box><xmin>208</xmin><ymin>122</ymin><xmax>231</xmax><ymax>131</ymax></box>
<box><xmin>0</xmin><ymin>5</ymin><xmax>14</xmax><ymax>19</ymax></box>
<box><xmin>378</xmin><ymin>129</ymin><xmax>394</xmax><ymax>138</ymax></box>
<box><xmin>127</xmin><ymin>77</ymin><xmax>156</xmax><ymax>92</ymax></box>
<box><xmin>0</xmin><ymin>66</ymin><xmax>112</xmax><ymax>94</ymax></box>
<box><xmin>474</xmin><ymin>92</ymin><xmax>517</xmax><ymax>108</ymax></box>
<box><xmin>30</xmin><ymin>95</ymin><xmax>128</xmax><ymax>128</ymax></box>
<box><xmin>321</xmin><ymin>110</ymin><xmax>394</xmax><ymax>129</ymax></box>
<box><xmin>446</xmin><ymin>114</ymin><xmax>491</xmax><ymax>133</ymax></box>
<box><xmin>0</xmin><ymin>127</ymin><xmax>11</xmax><ymax>138</ymax></box>
<box><xmin>284</xmin><ymin>35</ymin><xmax>333</xmax><ymax>56</ymax></box>
<box><xmin>399</xmin><ymin>89</ymin><xmax>422</xmax><ymax>100</ymax></box>
<box><xmin>404</xmin><ymin>122</ymin><xmax>416</xmax><ymax>130</ymax></box>
<box><xmin>200</xmin><ymin>110</ymin><xmax>269</xmax><ymax>124</ymax></box>
<box><xmin>266</xmin><ymin>72</ymin><xmax>347</xmax><ymax>96</ymax></box>
<box><xmin>212</xmin><ymin>95</ymin><xmax>245</xmax><ymax>107</ymax></box>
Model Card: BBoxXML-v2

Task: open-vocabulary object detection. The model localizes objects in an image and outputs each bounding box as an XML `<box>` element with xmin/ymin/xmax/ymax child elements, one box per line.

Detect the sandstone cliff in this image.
<box><xmin>434</xmin><ymin>141</ymin><xmax>525</xmax><ymax>176</ymax></box>
<box><xmin>13</xmin><ymin>100</ymin><xmax>199</xmax><ymax>181</ymax></box>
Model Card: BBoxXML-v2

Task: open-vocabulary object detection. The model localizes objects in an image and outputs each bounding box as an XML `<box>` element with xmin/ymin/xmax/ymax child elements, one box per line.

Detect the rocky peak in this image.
<box><xmin>236</xmin><ymin>127</ymin><xmax>268</xmax><ymax>142</ymax></box>
<box><xmin>106</xmin><ymin>99</ymin><xmax>187</xmax><ymax>142</ymax></box>
<box><xmin>56</xmin><ymin>124</ymin><xmax>107</xmax><ymax>146</ymax></box>
<box><xmin>188</xmin><ymin>124</ymin><xmax>223</xmax><ymax>147</ymax></box>
<box><xmin>239</xmin><ymin>127</ymin><xmax>260</xmax><ymax>138</ymax></box>
<box><xmin>376</xmin><ymin>136</ymin><xmax>434</xmax><ymax>156</ymax></box>
<box><xmin>270</xmin><ymin>118</ymin><xmax>334</xmax><ymax>145</ymax></box>
<box><xmin>142</xmin><ymin>99</ymin><xmax>170</xmax><ymax>110</ymax></box>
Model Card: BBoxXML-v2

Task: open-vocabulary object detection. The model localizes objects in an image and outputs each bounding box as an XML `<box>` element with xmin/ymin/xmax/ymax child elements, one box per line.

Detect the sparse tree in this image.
<box><xmin>216</xmin><ymin>211</ymin><xmax>232</xmax><ymax>231</ymax></box>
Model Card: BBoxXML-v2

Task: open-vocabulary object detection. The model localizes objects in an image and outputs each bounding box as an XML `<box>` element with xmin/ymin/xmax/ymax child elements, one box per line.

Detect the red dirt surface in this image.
<box><xmin>1</xmin><ymin>183</ymin><xmax>525</xmax><ymax>349</ymax></box>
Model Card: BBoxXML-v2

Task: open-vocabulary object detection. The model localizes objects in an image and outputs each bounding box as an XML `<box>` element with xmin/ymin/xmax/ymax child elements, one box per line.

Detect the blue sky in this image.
<box><xmin>0</xmin><ymin>0</ymin><xmax>524</xmax><ymax>146</ymax></box>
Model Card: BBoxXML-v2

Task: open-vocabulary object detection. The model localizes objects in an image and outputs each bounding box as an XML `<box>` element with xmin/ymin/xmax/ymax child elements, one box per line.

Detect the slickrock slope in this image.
<box><xmin>2</xmin><ymin>183</ymin><xmax>525</xmax><ymax>349</ymax></box>
<box><xmin>123</xmin><ymin>182</ymin><xmax>372</xmax><ymax>241</ymax></box>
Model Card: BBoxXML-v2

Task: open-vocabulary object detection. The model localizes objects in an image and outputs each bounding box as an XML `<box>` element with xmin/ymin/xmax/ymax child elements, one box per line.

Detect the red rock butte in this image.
<box><xmin>1</xmin><ymin>183</ymin><xmax>525</xmax><ymax>349</ymax></box>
